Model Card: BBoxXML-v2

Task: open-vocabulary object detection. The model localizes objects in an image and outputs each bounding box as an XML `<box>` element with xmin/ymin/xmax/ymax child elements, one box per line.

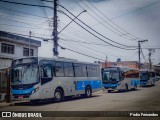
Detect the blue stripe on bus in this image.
<box><xmin>76</xmin><ymin>80</ymin><xmax>101</xmax><ymax>90</ymax></box>
<box><xmin>11</xmin><ymin>87</ymin><xmax>34</xmax><ymax>95</ymax></box>
<box><xmin>131</xmin><ymin>79</ymin><xmax>140</xmax><ymax>85</ymax></box>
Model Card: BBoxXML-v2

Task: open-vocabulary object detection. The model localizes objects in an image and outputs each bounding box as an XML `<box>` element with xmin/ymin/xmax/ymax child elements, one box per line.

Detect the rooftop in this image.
<box><xmin>0</xmin><ymin>31</ymin><xmax>41</xmax><ymax>47</ymax></box>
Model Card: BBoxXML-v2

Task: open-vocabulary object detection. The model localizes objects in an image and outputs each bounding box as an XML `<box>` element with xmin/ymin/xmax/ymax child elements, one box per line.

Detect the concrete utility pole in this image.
<box><xmin>105</xmin><ymin>55</ymin><xmax>108</xmax><ymax>67</ymax></box>
<box><xmin>6</xmin><ymin>68</ymin><xmax>10</xmax><ymax>103</ymax></box>
<box><xmin>148</xmin><ymin>48</ymin><xmax>155</xmax><ymax>70</ymax></box>
<box><xmin>138</xmin><ymin>40</ymin><xmax>148</xmax><ymax>69</ymax></box>
<box><xmin>29</xmin><ymin>31</ymin><xmax>31</xmax><ymax>57</ymax></box>
<box><xmin>53</xmin><ymin>0</ymin><xmax>58</xmax><ymax>57</ymax></box>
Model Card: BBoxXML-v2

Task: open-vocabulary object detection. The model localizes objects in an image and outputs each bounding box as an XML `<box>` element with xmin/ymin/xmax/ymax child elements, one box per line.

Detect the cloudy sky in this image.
<box><xmin>0</xmin><ymin>0</ymin><xmax>160</xmax><ymax>64</ymax></box>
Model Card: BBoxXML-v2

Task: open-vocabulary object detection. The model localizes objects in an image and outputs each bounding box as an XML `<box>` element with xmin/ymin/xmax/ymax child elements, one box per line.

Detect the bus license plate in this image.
<box><xmin>18</xmin><ymin>96</ymin><xmax>23</xmax><ymax>99</ymax></box>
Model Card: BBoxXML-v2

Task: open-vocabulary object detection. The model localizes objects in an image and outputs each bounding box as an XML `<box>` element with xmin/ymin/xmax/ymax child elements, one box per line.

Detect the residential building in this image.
<box><xmin>0</xmin><ymin>31</ymin><xmax>41</xmax><ymax>68</ymax></box>
<box><xmin>0</xmin><ymin>31</ymin><xmax>41</xmax><ymax>95</ymax></box>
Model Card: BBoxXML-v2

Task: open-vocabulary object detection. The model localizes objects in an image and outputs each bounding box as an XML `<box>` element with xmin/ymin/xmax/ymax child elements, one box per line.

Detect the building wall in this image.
<box><xmin>101</xmin><ymin>61</ymin><xmax>139</xmax><ymax>69</ymax></box>
<box><xmin>0</xmin><ymin>39</ymin><xmax>39</xmax><ymax>68</ymax></box>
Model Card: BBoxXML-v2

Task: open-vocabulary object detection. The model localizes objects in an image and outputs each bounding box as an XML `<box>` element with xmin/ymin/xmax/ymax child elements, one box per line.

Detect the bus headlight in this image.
<box><xmin>32</xmin><ymin>87</ymin><xmax>39</xmax><ymax>94</ymax></box>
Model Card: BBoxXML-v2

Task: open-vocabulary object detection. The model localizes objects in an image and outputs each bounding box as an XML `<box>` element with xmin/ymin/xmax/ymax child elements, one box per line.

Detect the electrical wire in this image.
<box><xmin>59</xmin><ymin>44</ymin><xmax>105</xmax><ymax>61</ymax></box>
<box><xmin>58</xmin><ymin>9</ymin><xmax>136</xmax><ymax>50</ymax></box>
<box><xmin>80</xmin><ymin>0</ymin><xmax>138</xmax><ymax>41</ymax></box>
<box><xmin>86</xmin><ymin>0</ymin><xmax>141</xmax><ymax>41</ymax></box>
<box><xmin>0</xmin><ymin>0</ymin><xmax>53</xmax><ymax>9</ymax></box>
<box><xmin>58</xmin><ymin>5</ymin><xmax>136</xmax><ymax>48</ymax></box>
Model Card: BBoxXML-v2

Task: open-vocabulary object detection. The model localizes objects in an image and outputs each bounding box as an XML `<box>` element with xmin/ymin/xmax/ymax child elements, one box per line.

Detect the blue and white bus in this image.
<box><xmin>101</xmin><ymin>67</ymin><xmax>139</xmax><ymax>93</ymax></box>
<box><xmin>140</xmin><ymin>70</ymin><xmax>156</xmax><ymax>86</ymax></box>
<box><xmin>10</xmin><ymin>57</ymin><xmax>102</xmax><ymax>102</ymax></box>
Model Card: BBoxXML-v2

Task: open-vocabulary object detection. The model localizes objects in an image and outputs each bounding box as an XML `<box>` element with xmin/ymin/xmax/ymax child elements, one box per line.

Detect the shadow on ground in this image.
<box><xmin>13</xmin><ymin>95</ymin><xmax>101</xmax><ymax>106</ymax></box>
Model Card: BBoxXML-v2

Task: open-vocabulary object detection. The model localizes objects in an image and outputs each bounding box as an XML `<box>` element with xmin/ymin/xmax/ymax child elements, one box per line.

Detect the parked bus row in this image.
<box><xmin>1</xmin><ymin>57</ymin><xmax>158</xmax><ymax>102</ymax></box>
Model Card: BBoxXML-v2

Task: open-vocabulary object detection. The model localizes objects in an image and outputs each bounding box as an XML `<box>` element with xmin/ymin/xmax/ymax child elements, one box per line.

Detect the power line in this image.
<box><xmin>86</xmin><ymin>0</ymin><xmax>141</xmax><ymax>41</ymax></box>
<box><xmin>59</xmin><ymin>21</ymin><xmax>97</xmax><ymax>40</ymax></box>
<box><xmin>58</xmin><ymin>8</ymin><xmax>136</xmax><ymax>50</ymax></box>
<box><xmin>112</xmin><ymin>0</ymin><xmax>160</xmax><ymax>20</ymax></box>
<box><xmin>60</xmin><ymin>40</ymin><xmax>105</xmax><ymax>58</ymax></box>
<box><xmin>73</xmin><ymin>0</ymin><xmax>125</xmax><ymax>38</ymax></box>
<box><xmin>80</xmin><ymin>0</ymin><xmax>137</xmax><ymax>41</ymax></box>
<box><xmin>0</xmin><ymin>16</ymin><xmax>51</xmax><ymax>31</ymax></box>
<box><xmin>59</xmin><ymin>5</ymin><xmax>136</xmax><ymax>48</ymax></box>
<box><xmin>60</xmin><ymin>38</ymin><xmax>110</xmax><ymax>46</ymax></box>
<box><xmin>59</xmin><ymin>44</ymin><xmax>105</xmax><ymax>61</ymax></box>
<box><xmin>0</xmin><ymin>0</ymin><xmax>53</xmax><ymax>9</ymax></box>
<box><xmin>73</xmin><ymin>0</ymin><xmax>134</xmax><ymax>41</ymax></box>
<box><xmin>0</xmin><ymin>6</ymin><xmax>51</xmax><ymax>19</ymax></box>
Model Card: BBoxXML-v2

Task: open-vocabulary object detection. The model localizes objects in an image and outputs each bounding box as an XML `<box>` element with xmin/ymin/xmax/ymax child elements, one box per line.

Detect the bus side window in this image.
<box><xmin>82</xmin><ymin>65</ymin><xmax>87</xmax><ymax>77</ymax></box>
<box><xmin>42</xmin><ymin>66</ymin><xmax>52</xmax><ymax>78</ymax></box>
<box><xmin>41</xmin><ymin>64</ymin><xmax>53</xmax><ymax>84</ymax></box>
<box><xmin>90</xmin><ymin>65</ymin><xmax>99</xmax><ymax>77</ymax></box>
<box><xmin>63</xmin><ymin>62</ymin><xmax>74</xmax><ymax>77</ymax></box>
<box><xmin>55</xmin><ymin>62</ymin><xmax>64</xmax><ymax>77</ymax></box>
<box><xmin>73</xmin><ymin>63</ymin><xmax>82</xmax><ymax>77</ymax></box>
<box><xmin>121</xmin><ymin>72</ymin><xmax>124</xmax><ymax>80</ymax></box>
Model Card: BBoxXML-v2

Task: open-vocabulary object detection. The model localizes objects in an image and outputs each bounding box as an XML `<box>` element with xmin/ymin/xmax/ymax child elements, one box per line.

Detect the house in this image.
<box><xmin>0</xmin><ymin>31</ymin><xmax>41</xmax><ymax>95</ymax></box>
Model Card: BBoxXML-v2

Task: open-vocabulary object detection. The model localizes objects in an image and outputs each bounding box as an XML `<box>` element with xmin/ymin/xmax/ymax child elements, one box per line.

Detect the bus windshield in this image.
<box><xmin>102</xmin><ymin>71</ymin><xmax>110</xmax><ymax>83</ymax></box>
<box><xmin>102</xmin><ymin>71</ymin><xmax>120</xmax><ymax>83</ymax></box>
<box><xmin>140</xmin><ymin>72</ymin><xmax>149</xmax><ymax>80</ymax></box>
<box><xmin>12</xmin><ymin>64</ymin><xmax>38</xmax><ymax>85</ymax></box>
<box><xmin>110</xmin><ymin>71</ymin><xmax>120</xmax><ymax>82</ymax></box>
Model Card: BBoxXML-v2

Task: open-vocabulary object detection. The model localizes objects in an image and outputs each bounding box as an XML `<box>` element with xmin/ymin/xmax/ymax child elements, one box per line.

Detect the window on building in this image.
<box><xmin>30</xmin><ymin>49</ymin><xmax>34</xmax><ymax>56</ymax></box>
<box><xmin>55</xmin><ymin>62</ymin><xmax>64</xmax><ymax>77</ymax></box>
<box><xmin>1</xmin><ymin>43</ymin><xmax>14</xmax><ymax>54</ymax></box>
<box><xmin>73</xmin><ymin>63</ymin><xmax>82</xmax><ymax>77</ymax></box>
<box><xmin>23</xmin><ymin>48</ymin><xmax>34</xmax><ymax>56</ymax></box>
<box><xmin>63</xmin><ymin>62</ymin><xmax>74</xmax><ymax>77</ymax></box>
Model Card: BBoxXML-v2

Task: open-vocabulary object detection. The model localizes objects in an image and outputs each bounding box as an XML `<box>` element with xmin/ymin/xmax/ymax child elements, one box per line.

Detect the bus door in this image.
<box><xmin>40</xmin><ymin>64</ymin><xmax>53</xmax><ymax>99</ymax></box>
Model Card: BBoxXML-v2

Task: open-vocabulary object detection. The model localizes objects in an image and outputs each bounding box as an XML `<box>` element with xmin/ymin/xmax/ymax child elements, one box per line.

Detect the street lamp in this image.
<box><xmin>58</xmin><ymin>10</ymin><xmax>87</xmax><ymax>34</ymax></box>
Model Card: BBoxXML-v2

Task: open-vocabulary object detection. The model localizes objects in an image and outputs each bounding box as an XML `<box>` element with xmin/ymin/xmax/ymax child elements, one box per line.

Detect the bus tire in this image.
<box><xmin>108</xmin><ymin>90</ymin><xmax>112</xmax><ymax>93</ymax></box>
<box><xmin>30</xmin><ymin>99</ymin><xmax>39</xmax><ymax>104</ymax></box>
<box><xmin>125</xmin><ymin>84</ymin><xmax>128</xmax><ymax>91</ymax></box>
<box><xmin>54</xmin><ymin>89</ymin><xmax>63</xmax><ymax>102</ymax></box>
<box><xmin>85</xmin><ymin>86</ymin><xmax>92</xmax><ymax>97</ymax></box>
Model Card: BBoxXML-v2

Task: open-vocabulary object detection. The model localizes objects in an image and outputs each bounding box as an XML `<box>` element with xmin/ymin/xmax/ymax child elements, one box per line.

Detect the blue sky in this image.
<box><xmin>0</xmin><ymin>0</ymin><xmax>160</xmax><ymax>64</ymax></box>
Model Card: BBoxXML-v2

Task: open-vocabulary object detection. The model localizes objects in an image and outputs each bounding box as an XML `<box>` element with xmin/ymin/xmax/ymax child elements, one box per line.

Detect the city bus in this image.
<box><xmin>101</xmin><ymin>67</ymin><xmax>139</xmax><ymax>93</ymax></box>
<box><xmin>139</xmin><ymin>70</ymin><xmax>156</xmax><ymax>86</ymax></box>
<box><xmin>10</xmin><ymin>57</ymin><xmax>102</xmax><ymax>102</ymax></box>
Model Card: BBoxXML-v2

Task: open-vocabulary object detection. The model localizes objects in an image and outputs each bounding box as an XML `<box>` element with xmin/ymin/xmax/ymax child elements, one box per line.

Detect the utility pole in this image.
<box><xmin>53</xmin><ymin>0</ymin><xmax>58</xmax><ymax>57</ymax></box>
<box><xmin>105</xmin><ymin>55</ymin><xmax>108</xmax><ymax>67</ymax></box>
<box><xmin>29</xmin><ymin>31</ymin><xmax>31</xmax><ymax>57</ymax></box>
<box><xmin>138</xmin><ymin>40</ymin><xmax>148</xmax><ymax>69</ymax></box>
<box><xmin>148</xmin><ymin>48</ymin><xmax>155</xmax><ymax>70</ymax></box>
<box><xmin>6</xmin><ymin>68</ymin><xmax>10</xmax><ymax>103</ymax></box>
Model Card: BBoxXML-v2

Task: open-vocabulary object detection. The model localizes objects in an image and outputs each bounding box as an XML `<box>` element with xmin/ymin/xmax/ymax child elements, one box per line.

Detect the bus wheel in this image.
<box><xmin>30</xmin><ymin>99</ymin><xmax>39</xmax><ymax>104</ymax></box>
<box><xmin>108</xmin><ymin>90</ymin><xmax>112</xmax><ymax>93</ymax></box>
<box><xmin>125</xmin><ymin>84</ymin><xmax>128</xmax><ymax>91</ymax></box>
<box><xmin>85</xmin><ymin>86</ymin><xmax>92</xmax><ymax>97</ymax></box>
<box><xmin>54</xmin><ymin>89</ymin><xmax>63</xmax><ymax>102</ymax></box>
